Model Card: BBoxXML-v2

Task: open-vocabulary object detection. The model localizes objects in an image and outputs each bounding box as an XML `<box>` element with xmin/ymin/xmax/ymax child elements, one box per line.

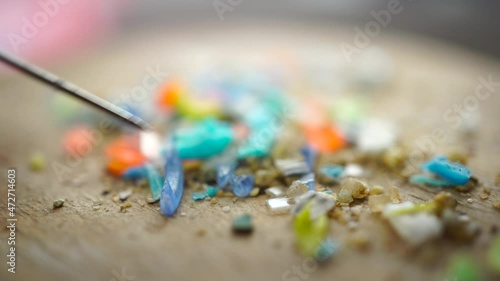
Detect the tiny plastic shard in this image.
<box><xmin>267</xmin><ymin>198</ymin><xmax>293</xmax><ymax>214</ymax></box>
<box><xmin>300</xmin><ymin>145</ymin><xmax>317</xmax><ymax>171</ymax></box>
<box><xmin>53</xmin><ymin>199</ymin><xmax>65</xmax><ymax>209</ymax></box>
<box><xmin>320</xmin><ymin>165</ymin><xmax>344</xmax><ymax>179</ymax></box>
<box><xmin>299</xmin><ymin>172</ymin><xmax>315</xmax><ymax>191</ymax></box>
<box><xmin>342</xmin><ymin>164</ymin><xmax>365</xmax><ymax>178</ymax></box>
<box><xmin>231</xmin><ymin>174</ymin><xmax>254</xmax><ymax>198</ymax></box>
<box><xmin>275</xmin><ymin>159</ymin><xmax>311</xmax><ymax>177</ymax></box>
<box><xmin>294</xmin><ymin>203</ymin><xmax>329</xmax><ymax>256</ymax></box>
<box><xmin>383</xmin><ymin>202</ymin><xmax>443</xmax><ymax>246</ymax></box>
<box><xmin>232</xmin><ymin>214</ymin><xmax>253</xmax><ymax>234</ymax></box>
<box><xmin>119</xmin><ymin>189</ymin><xmax>133</xmax><ymax>201</ymax></box>
<box><xmin>192</xmin><ymin>193</ymin><xmax>207</xmax><ymax>201</ymax></box>
<box><xmin>122</xmin><ymin>165</ymin><xmax>147</xmax><ymax>181</ymax></box>
<box><xmin>145</xmin><ymin>164</ymin><xmax>164</xmax><ymax>200</ymax></box>
<box><xmin>29</xmin><ymin>153</ymin><xmax>45</xmax><ymax>171</ymax></box>
<box><xmin>216</xmin><ymin>162</ymin><xmax>235</xmax><ymax>189</ymax></box>
<box><xmin>309</xmin><ymin>193</ymin><xmax>336</xmax><ymax>220</ymax></box>
<box><xmin>159</xmin><ymin>145</ymin><xmax>184</xmax><ymax>216</ymax></box>
<box><xmin>315</xmin><ymin>238</ymin><xmax>339</xmax><ymax>262</ymax></box>
<box><xmin>409</xmin><ymin>174</ymin><xmax>455</xmax><ymax>187</ymax></box>
<box><xmin>205</xmin><ymin>186</ymin><xmax>218</xmax><ymax>198</ymax></box>
<box><xmin>222</xmin><ymin>206</ymin><xmax>230</xmax><ymax>212</ymax></box>
<box><xmin>291</xmin><ymin>191</ymin><xmax>317</xmax><ymax>216</ymax></box>
<box><xmin>265</xmin><ymin>186</ymin><xmax>287</xmax><ymax>198</ymax></box>
<box><xmin>357</xmin><ymin>118</ymin><xmax>397</xmax><ymax>152</ymax></box>
<box><xmin>140</xmin><ymin>130</ymin><xmax>162</xmax><ymax>160</ymax></box>
<box><xmin>287</xmin><ymin>180</ymin><xmax>309</xmax><ymax>198</ymax></box>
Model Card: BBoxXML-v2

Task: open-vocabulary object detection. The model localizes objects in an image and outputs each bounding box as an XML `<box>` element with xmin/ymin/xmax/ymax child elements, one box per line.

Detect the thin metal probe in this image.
<box><xmin>0</xmin><ymin>51</ymin><xmax>153</xmax><ymax>131</ymax></box>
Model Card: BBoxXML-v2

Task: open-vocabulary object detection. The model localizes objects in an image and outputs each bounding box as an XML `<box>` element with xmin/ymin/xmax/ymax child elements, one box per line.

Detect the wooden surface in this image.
<box><xmin>1</xmin><ymin>22</ymin><xmax>499</xmax><ymax>281</ymax></box>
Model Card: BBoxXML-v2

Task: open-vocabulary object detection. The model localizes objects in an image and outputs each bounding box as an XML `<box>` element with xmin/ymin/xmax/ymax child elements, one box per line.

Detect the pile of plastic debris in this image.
<box><xmin>52</xmin><ymin>53</ymin><xmax>500</xmax><ymax>279</ymax></box>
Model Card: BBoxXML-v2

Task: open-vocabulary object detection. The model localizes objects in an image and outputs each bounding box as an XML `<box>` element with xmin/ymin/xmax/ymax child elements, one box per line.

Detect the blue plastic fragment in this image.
<box><xmin>123</xmin><ymin>165</ymin><xmax>147</xmax><ymax>181</ymax></box>
<box><xmin>145</xmin><ymin>164</ymin><xmax>163</xmax><ymax>201</ymax></box>
<box><xmin>422</xmin><ymin>156</ymin><xmax>471</xmax><ymax>185</ymax></box>
<box><xmin>192</xmin><ymin>193</ymin><xmax>208</xmax><ymax>201</ymax></box>
<box><xmin>299</xmin><ymin>172</ymin><xmax>315</xmax><ymax>191</ymax></box>
<box><xmin>320</xmin><ymin>165</ymin><xmax>345</xmax><ymax>179</ymax></box>
<box><xmin>410</xmin><ymin>174</ymin><xmax>455</xmax><ymax>187</ymax></box>
<box><xmin>159</xmin><ymin>145</ymin><xmax>184</xmax><ymax>216</ymax></box>
<box><xmin>217</xmin><ymin>162</ymin><xmax>235</xmax><ymax>189</ymax></box>
<box><xmin>301</xmin><ymin>145</ymin><xmax>317</xmax><ymax>171</ymax></box>
<box><xmin>315</xmin><ymin>238</ymin><xmax>339</xmax><ymax>261</ymax></box>
<box><xmin>230</xmin><ymin>174</ymin><xmax>254</xmax><ymax>198</ymax></box>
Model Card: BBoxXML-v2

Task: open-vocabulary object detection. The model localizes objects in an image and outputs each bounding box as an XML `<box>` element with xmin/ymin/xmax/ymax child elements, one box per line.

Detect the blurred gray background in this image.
<box><xmin>123</xmin><ymin>0</ymin><xmax>500</xmax><ymax>58</ymax></box>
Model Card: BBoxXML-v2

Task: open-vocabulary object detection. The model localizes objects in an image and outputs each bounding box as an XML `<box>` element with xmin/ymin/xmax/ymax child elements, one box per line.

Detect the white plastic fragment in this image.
<box><xmin>309</xmin><ymin>193</ymin><xmax>336</xmax><ymax>219</ymax></box>
<box><xmin>342</xmin><ymin>164</ymin><xmax>365</xmax><ymax>178</ymax></box>
<box><xmin>382</xmin><ymin>202</ymin><xmax>443</xmax><ymax>246</ymax></box>
<box><xmin>265</xmin><ymin>186</ymin><xmax>287</xmax><ymax>198</ymax></box>
<box><xmin>140</xmin><ymin>130</ymin><xmax>161</xmax><ymax>160</ymax></box>
<box><xmin>357</xmin><ymin>118</ymin><xmax>397</xmax><ymax>153</ymax></box>
<box><xmin>266</xmin><ymin>198</ymin><xmax>292</xmax><ymax>214</ymax></box>
<box><xmin>291</xmin><ymin>191</ymin><xmax>336</xmax><ymax>219</ymax></box>
<box><xmin>275</xmin><ymin>159</ymin><xmax>310</xmax><ymax>176</ymax></box>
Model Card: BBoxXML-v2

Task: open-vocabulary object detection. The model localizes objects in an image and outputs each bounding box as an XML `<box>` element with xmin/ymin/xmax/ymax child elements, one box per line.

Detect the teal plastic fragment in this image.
<box><xmin>145</xmin><ymin>164</ymin><xmax>163</xmax><ymax>201</ymax></box>
<box><xmin>205</xmin><ymin>186</ymin><xmax>218</xmax><ymax>197</ymax></box>
<box><xmin>192</xmin><ymin>193</ymin><xmax>208</xmax><ymax>201</ymax></box>
<box><xmin>410</xmin><ymin>174</ymin><xmax>455</xmax><ymax>187</ymax></box>
<box><xmin>232</xmin><ymin>214</ymin><xmax>253</xmax><ymax>234</ymax></box>
<box><xmin>320</xmin><ymin>165</ymin><xmax>345</xmax><ymax>179</ymax></box>
<box><xmin>237</xmin><ymin>106</ymin><xmax>281</xmax><ymax>159</ymax></box>
<box><xmin>237</xmin><ymin>128</ymin><xmax>274</xmax><ymax>158</ymax></box>
<box><xmin>173</xmin><ymin>119</ymin><xmax>234</xmax><ymax>160</ymax></box>
<box><xmin>315</xmin><ymin>238</ymin><xmax>339</xmax><ymax>262</ymax></box>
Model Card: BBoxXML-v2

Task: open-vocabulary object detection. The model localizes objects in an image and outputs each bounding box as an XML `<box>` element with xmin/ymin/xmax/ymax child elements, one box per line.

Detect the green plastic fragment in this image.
<box><xmin>232</xmin><ymin>214</ymin><xmax>253</xmax><ymax>234</ymax></box>
<box><xmin>294</xmin><ymin>202</ymin><xmax>328</xmax><ymax>257</ymax></box>
<box><xmin>29</xmin><ymin>153</ymin><xmax>45</xmax><ymax>171</ymax></box>
<box><xmin>192</xmin><ymin>193</ymin><xmax>208</xmax><ymax>201</ymax></box>
<box><xmin>174</xmin><ymin>119</ymin><xmax>233</xmax><ymax>159</ymax></box>
<box><xmin>488</xmin><ymin>235</ymin><xmax>500</xmax><ymax>273</ymax></box>
<box><xmin>205</xmin><ymin>186</ymin><xmax>218</xmax><ymax>198</ymax></box>
<box><xmin>446</xmin><ymin>254</ymin><xmax>482</xmax><ymax>281</ymax></box>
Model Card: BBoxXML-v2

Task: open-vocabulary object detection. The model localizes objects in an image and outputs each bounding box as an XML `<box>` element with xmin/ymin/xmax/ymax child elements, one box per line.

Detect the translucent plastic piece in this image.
<box><xmin>145</xmin><ymin>164</ymin><xmax>163</xmax><ymax>201</ymax></box>
<box><xmin>231</xmin><ymin>174</ymin><xmax>254</xmax><ymax>198</ymax></box>
<box><xmin>160</xmin><ymin>145</ymin><xmax>184</xmax><ymax>216</ymax></box>
<box><xmin>266</xmin><ymin>198</ymin><xmax>292</xmax><ymax>214</ymax></box>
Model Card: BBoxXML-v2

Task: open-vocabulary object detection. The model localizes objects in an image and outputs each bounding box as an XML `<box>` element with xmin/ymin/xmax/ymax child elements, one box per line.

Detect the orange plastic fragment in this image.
<box><xmin>304</xmin><ymin>124</ymin><xmax>346</xmax><ymax>153</ymax></box>
<box><xmin>157</xmin><ymin>79</ymin><xmax>183</xmax><ymax>111</ymax></box>
<box><xmin>63</xmin><ymin>126</ymin><xmax>96</xmax><ymax>157</ymax></box>
<box><xmin>105</xmin><ymin>136</ymin><xmax>146</xmax><ymax>176</ymax></box>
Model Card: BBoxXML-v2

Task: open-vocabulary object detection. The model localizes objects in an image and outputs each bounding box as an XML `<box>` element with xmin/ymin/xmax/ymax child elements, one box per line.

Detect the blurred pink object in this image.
<box><xmin>0</xmin><ymin>0</ymin><xmax>126</xmax><ymax>66</ymax></box>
